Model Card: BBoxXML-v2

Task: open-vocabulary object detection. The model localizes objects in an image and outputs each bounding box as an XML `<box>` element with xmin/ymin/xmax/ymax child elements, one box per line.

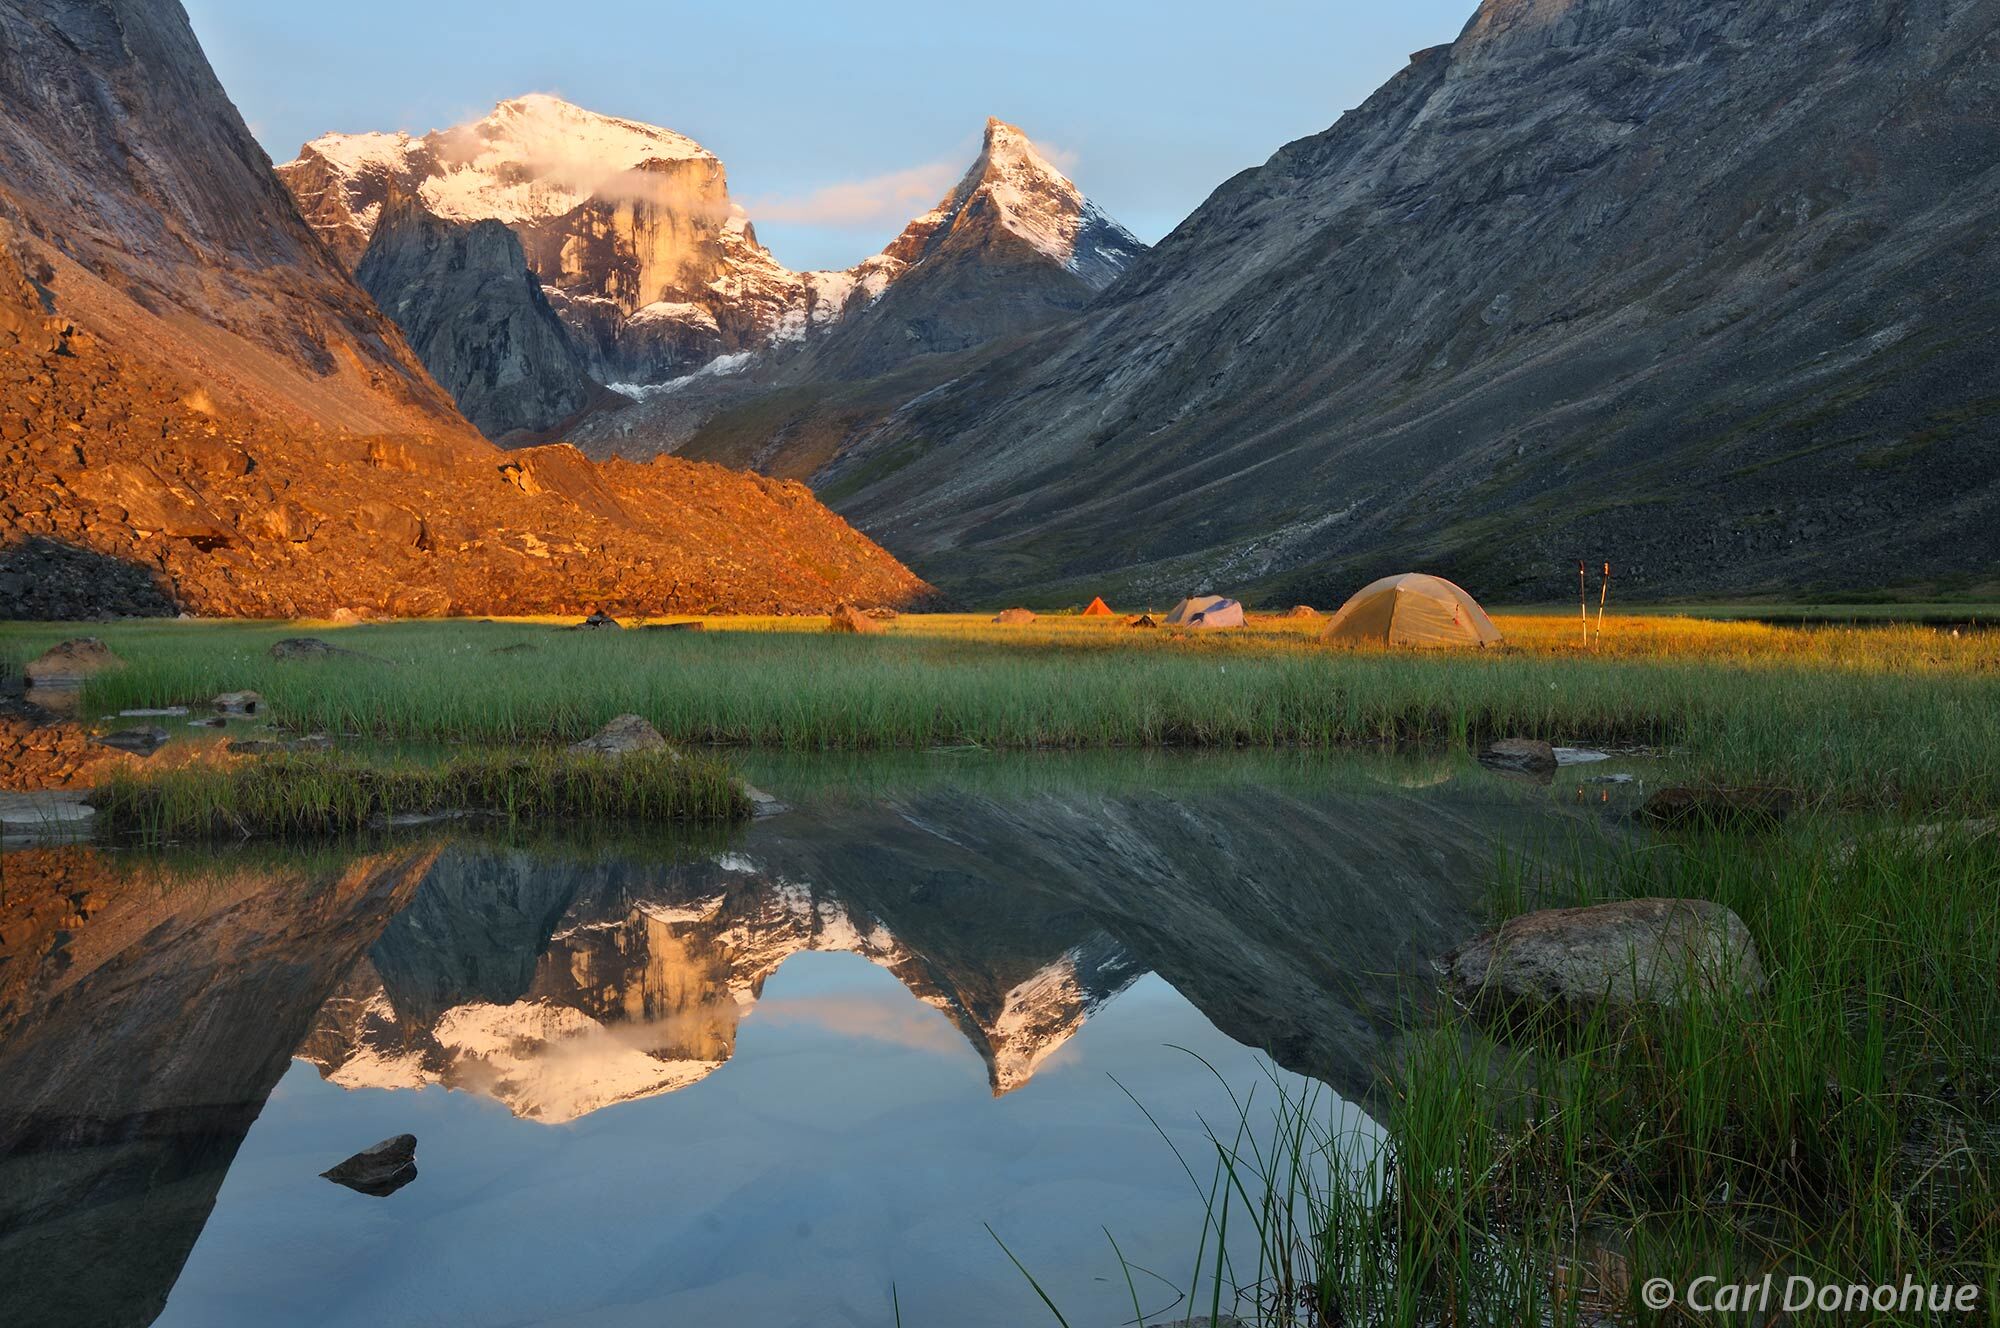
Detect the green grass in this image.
<box><xmin>90</xmin><ymin>748</ymin><xmax>748</xmax><ymax>842</ymax></box>
<box><xmin>6</xmin><ymin>617</ymin><xmax>1999</xmax><ymax>813</ymax></box>
<box><xmin>1078</xmin><ymin>823</ymin><xmax>2000</xmax><ymax>1326</ymax></box>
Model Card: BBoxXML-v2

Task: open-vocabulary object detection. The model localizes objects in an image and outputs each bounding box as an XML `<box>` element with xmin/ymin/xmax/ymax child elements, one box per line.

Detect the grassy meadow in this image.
<box><xmin>5</xmin><ymin>608</ymin><xmax>1998</xmax><ymax>810</ymax></box>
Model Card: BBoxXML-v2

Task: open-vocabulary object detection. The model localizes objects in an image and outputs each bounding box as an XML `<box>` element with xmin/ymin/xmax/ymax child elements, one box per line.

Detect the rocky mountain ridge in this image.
<box><xmin>765</xmin><ymin>0</ymin><xmax>2000</xmax><ymax>602</ymax></box>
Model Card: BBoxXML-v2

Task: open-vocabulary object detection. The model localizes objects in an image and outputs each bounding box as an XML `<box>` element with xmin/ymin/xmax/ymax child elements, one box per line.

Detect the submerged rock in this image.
<box><xmin>1478</xmin><ymin>737</ymin><xmax>1557</xmax><ymax>774</ymax></box>
<box><xmin>1443</xmin><ymin>898</ymin><xmax>1766</xmax><ymax>1018</ymax></box>
<box><xmin>569</xmin><ymin>714</ymin><xmax>669</xmax><ymax>757</ymax></box>
<box><xmin>1639</xmin><ymin>786</ymin><xmax>1794</xmax><ymax>831</ymax></box>
<box><xmin>320</xmin><ymin>1134</ymin><xmax>418</xmax><ymax>1197</ymax></box>
<box><xmin>92</xmin><ymin>726</ymin><xmax>168</xmax><ymax>755</ymax></box>
<box><xmin>226</xmin><ymin>736</ymin><xmax>332</xmax><ymax>757</ymax></box>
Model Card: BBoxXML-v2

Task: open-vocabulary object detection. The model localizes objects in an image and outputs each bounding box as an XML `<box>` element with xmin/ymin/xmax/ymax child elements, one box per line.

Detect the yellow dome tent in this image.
<box><xmin>1321</xmin><ymin>573</ymin><xmax>1502</xmax><ymax>648</ymax></box>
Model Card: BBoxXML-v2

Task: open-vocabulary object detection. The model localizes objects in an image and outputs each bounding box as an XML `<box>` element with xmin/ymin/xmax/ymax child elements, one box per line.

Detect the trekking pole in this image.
<box><xmin>1597</xmin><ymin>562</ymin><xmax>1611</xmax><ymax>643</ymax></box>
<box><xmin>1578</xmin><ymin>561</ymin><xmax>1588</xmax><ymax>649</ymax></box>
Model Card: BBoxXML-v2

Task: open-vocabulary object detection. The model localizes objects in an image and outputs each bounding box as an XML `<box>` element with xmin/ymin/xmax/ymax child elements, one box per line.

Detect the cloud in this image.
<box><xmin>744</xmin><ymin>160</ymin><xmax>964</xmax><ymax>227</ymax></box>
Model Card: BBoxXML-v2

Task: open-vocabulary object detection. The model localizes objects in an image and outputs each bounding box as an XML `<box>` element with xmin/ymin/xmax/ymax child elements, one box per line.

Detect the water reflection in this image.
<box><xmin>0</xmin><ymin>754</ymin><xmax>1627</xmax><ymax>1328</ymax></box>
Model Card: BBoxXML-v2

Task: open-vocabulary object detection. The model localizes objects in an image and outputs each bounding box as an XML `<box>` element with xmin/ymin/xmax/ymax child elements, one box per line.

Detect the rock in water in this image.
<box><xmin>1443</xmin><ymin>898</ymin><xmax>1767</xmax><ymax>1019</ymax></box>
<box><xmin>320</xmin><ymin>1135</ymin><xmax>418</xmax><ymax>1197</ymax></box>
<box><xmin>91</xmin><ymin>726</ymin><xmax>168</xmax><ymax>755</ymax></box>
<box><xmin>570</xmin><ymin>714</ymin><xmax>669</xmax><ymax>757</ymax></box>
<box><xmin>212</xmin><ymin>690</ymin><xmax>263</xmax><ymax>715</ymax></box>
<box><xmin>1478</xmin><ymin>738</ymin><xmax>1557</xmax><ymax>774</ymax></box>
<box><xmin>22</xmin><ymin>639</ymin><xmax>122</xmax><ymax>687</ymax></box>
<box><xmin>356</xmin><ymin>190</ymin><xmax>593</xmax><ymax>439</ymax></box>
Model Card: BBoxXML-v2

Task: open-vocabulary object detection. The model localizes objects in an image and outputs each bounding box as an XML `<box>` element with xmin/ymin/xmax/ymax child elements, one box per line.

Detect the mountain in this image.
<box><xmin>571</xmin><ymin>117</ymin><xmax>1145</xmax><ymax>468</ymax></box>
<box><xmin>0</xmin><ymin>4</ymin><xmax>928</xmax><ymax>618</ymax></box>
<box><xmin>300</xmin><ymin>844</ymin><xmax>1143</xmax><ymax>1118</ymax></box>
<box><xmin>787</xmin><ymin>0</ymin><xmax>2000</xmax><ymax>604</ymax></box>
<box><xmin>282</xmin><ymin>102</ymin><xmax>1143</xmax><ymax>447</ymax></box>
<box><xmin>355</xmin><ymin>191</ymin><xmax>596</xmax><ymax>439</ymax></box>
<box><xmin>279</xmin><ymin>95</ymin><xmax>903</xmax><ymax>386</ymax></box>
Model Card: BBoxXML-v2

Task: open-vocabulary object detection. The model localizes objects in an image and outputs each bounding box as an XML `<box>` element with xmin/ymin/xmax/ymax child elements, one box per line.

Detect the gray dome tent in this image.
<box><xmin>1164</xmin><ymin>596</ymin><xmax>1245</xmax><ymax>629</ymax></box>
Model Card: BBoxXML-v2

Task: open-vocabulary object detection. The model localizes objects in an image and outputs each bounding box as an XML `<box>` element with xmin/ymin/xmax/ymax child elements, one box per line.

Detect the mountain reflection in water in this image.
<box><xmin>0</xmin><ymin>756</ymin><xmax>1617</xmax><ymax>1328</ymax></box>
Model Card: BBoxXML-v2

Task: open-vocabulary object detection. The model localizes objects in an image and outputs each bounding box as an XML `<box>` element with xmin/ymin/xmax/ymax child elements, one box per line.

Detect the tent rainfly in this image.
<box><xmin>1320</xmin><ymin>573</ymin><xmax>1502</xmax><ymax>648</ymax></box>
<box><xmin>1081</xmin><ymin>596</ymin><xmax>1115</xmax><ymax>617</ymax></box>
<box><xmin>1163</xmin><ymin>595</ymin><xmax>1246</xmax><ymax>629</ymax></box>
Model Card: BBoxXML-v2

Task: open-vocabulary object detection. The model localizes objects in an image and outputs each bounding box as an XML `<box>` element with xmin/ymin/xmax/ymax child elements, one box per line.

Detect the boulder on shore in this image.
<box><xmin>321</xmin><ymin>1134</ymin><xmax>418</xmax><ymax>1197</ymax></box>
<box><xmin>575</xmin><ymin>611</ymin><xmax>622</xmax><ymax>630</ymax></box>
<box><xmin>1443</xmin><ymin>897</ymin><xmax>1766</xmax><ymax>1019</ymax></box>
<box><xmin>23</xmin><ymin>638</ymin><xmax>123</xmax><ymax>687</ymax></box>
<box><xmin>827</xmin><ymin>604</ymin><xmax>883</xmax><ymax>634</ymax></box>
<box><xmin>570</xmin><ymin>713</ymin><xmax>670</xmax><ymax>757</ymax></box>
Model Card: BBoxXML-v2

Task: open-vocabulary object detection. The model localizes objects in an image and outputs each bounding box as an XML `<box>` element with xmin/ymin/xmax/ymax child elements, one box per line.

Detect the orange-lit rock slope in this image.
<box><xmin>0</xmin><ymin>0</ymin><xmax>927</xmax><ymax>618</ymax></box>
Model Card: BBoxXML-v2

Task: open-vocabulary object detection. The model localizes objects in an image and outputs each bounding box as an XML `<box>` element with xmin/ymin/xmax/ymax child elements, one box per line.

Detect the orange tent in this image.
<box><xmin>1081</xmin><ymin>596</ymin><xmax>1114</xmax><ymax>617</ymax></box>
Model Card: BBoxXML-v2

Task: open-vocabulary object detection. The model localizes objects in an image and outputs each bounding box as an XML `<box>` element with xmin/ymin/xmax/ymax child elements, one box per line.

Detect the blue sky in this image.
<box><xmin>186</xmin><ymin>0</ymin><xmax>1479</xmax><ymax>271</ymax></box>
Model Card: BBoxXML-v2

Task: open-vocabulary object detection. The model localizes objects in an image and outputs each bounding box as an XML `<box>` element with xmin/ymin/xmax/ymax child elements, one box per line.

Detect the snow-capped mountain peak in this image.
<box><xmin>887</xmin><ymin>118</ymin><xmax>1142</xmax><ymax>288</ymax></box>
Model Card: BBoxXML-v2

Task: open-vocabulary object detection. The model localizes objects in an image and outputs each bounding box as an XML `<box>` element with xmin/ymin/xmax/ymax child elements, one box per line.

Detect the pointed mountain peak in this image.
<box><xmin>883</xmin><ymin>118</ymin><xmax>1143</xmax><ymax>289</ymax></box>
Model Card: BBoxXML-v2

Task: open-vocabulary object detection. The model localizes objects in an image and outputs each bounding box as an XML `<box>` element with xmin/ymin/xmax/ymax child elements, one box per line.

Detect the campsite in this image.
<box><xmin>5</xmin><ymin>0</ymin><xmax>1999</xmax><ymax>1321</ymax></box>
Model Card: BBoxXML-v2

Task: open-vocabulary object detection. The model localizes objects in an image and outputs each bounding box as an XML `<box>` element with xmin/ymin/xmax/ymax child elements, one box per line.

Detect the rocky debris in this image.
<box><xmin>356</xmin><ymin>192</ymin><xmax>593</xmax><ymax>439</ymax></box>
<box><xmin>574</xmin><ymin>612</ymin><xmax>622</xmax><ymax>631</ymax></box>
<box><xmin>1639</xmin><ymin>786</ymin><xmax>1795</xmax><ymax>832</ymax></box>
<box><xmin>91</xmin><ymin>726</ymin><xmax>168</xmax><ymax>755</ymax></box>
<box><xmin>1443</xmin><ymin>898</ymin><xmax>1767</xmax><ymax>1019</ymax></box>
<box><xmin>22</xmin><ymin>638</ymin><xmax>122</xmax><ymax>687</ymax></box>
<box><xmin>213</xmin><ymin>691</ymin><xmax>263</xmax><ymax>715</ymax></box>
<box><xmin>1479</xmin><ymin>738</ymin><xmax>1556</xmax><ymax>774</ymax></box>
<box><xmin>992</xmin><ymin>607</ymin><xmax>1037</xmax><ymax>625</ymax></box>
<box><xmin>320</xmin><ymin>1134</ymin><xmax>419</xmax><ymax>1197</ymax></box>
<box><xmin>827</xmin><ymin>603</ymin><xmax>883</xmax><ymax>635</ymax></box>
<box><xmin>569</xmin><ymin>714</ymin><xmax>669</xmax><ymax>757</ymax></box>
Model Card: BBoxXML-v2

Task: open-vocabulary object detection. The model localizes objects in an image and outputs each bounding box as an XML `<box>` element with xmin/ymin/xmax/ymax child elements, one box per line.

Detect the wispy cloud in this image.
<box><xmin>744</xmin><ymin>160</ymin><xmax>963</xmax><ymax>227</ymax></box>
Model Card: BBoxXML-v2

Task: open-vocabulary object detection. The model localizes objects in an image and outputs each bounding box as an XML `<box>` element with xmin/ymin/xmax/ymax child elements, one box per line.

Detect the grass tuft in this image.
<box><xmin>90</xmin><ymin>748</ymin><xmax>748</xmax><ymax>842</ymax></box>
